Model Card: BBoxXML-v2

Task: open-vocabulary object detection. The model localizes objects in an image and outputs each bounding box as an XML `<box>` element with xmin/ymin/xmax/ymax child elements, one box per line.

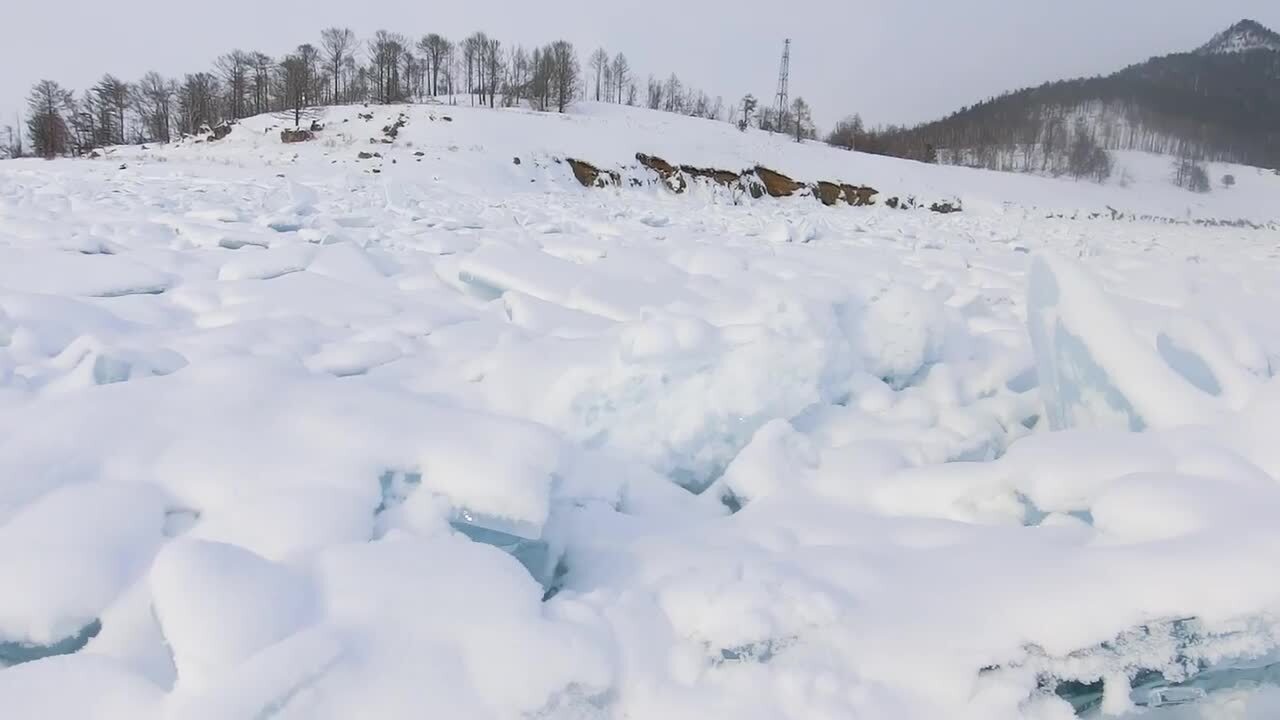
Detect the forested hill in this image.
<box><xmin>859</xmin><ymin>19</ymin><xmax>1280</xmax><ymax>177</ymax></box>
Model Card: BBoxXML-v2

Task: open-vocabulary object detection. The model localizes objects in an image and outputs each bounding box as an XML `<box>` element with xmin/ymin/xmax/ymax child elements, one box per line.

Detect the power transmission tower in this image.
<box><xmin>774</xmin><ymin>39</ymin><xmax>791</xmax><ymax>133</ymax></box>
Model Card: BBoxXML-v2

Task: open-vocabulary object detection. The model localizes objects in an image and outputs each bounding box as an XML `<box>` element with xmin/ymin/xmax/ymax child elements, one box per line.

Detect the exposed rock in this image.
<box><xmin>358</xmin><ymin>112</ymin><xmax>373</xmax><ymax>121</ymax></box>
<box><xmin>441</xmin><ymin>116</ymin><xmax>453</xmax><ymax>122</ymax></box>
<box><xmin>208</xmin><ymin>123</ymin><xmax>233</xmax><ymax>141</ymax></box>
<box><xmin>886</xmin><ymin>197</ymin><xmax>900</xmax><ymax>209</ymax></box>
<box><xmin>753</xmin><ymin>166</ymin><xmax>803</xmax><ymax>197</ymax></box>
<box><xmin>841</xmin><ymin>184</ymin><xmax>879</xmax><ymax>206</ymax></box>
<box><xmin>357</xmin><ymin>151</ymin><xmax>381</xmax><ymax>160</ymax></box>
<box><xmin>930</xmin><ymin>200</ymin><xmax>962</xmax><ymax>214</ymax></box>
<box><xmin>512</xmin><ymin>156</ymin><xmax>521</xmax><ymax>165</ymax></box>
<box><xmin>88</xmin><ymin>150</ymin><xmax>101</xmax><ymax>159</ymax></box>
<box><xmin>309</xmin><ymin>120</ymin><xmax>324</xmax><ymax>132</ymax></box>
<box><xmin>636</xmin><ymin>153</ymin><xmax>687</xmax><ymax>193</ymax></box>
<box><xmin>415</xmin><ymin>151</ymin><xmax>426</xmax><ymax>157</ymax></box>
<box><xmin>280</xmin><ymin>128</ymin><xmax>315</xmax><ymax>144</ymax></box>
<box><xmin>567</xmin><ymin>158</ymin><xmax>618</xmax><ymax>188</ymax></box>
<box><xmin>815</xmin><ymin>181</ymin><xmax>842</xmax><ymax>206</ymax></box>
<box><xmin>681</xmin><ymin>165</ymin><xmax>741</xmax><ymax>186</ymax></box>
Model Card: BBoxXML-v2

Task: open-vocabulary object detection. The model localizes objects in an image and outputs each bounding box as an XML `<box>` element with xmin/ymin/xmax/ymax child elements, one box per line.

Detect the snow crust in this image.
<box><xmin>2</xmin><ymin>101</ymin><xmax>1280</xmax><ymax>719</ymax></box>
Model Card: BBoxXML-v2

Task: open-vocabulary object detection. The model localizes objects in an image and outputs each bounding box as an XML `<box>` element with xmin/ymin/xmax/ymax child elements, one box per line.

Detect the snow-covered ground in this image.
<box><xmin>2</xmin><ymin>101</ymin><xmax>1280</xmax><ymax>719</ymax></box>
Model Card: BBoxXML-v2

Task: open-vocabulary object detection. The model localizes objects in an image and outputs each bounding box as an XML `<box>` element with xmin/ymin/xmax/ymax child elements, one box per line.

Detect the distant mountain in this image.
<box><xmin>858</xmin><ymin>20</ymin><xmax>1280</xmax><ymax>177</ymax></box>
<box><xmin>1198</xmin><ymin>19</ymin><xmax>1280</xmax><ymax>55</ymax></box>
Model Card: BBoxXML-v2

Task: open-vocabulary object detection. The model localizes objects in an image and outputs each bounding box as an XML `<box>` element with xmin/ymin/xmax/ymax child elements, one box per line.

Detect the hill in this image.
<box><xmin>859</xmin><ymin>19</ymin><xmax>1280</xmax><ymax>178</ymax></box>
<box><xmin>93</xmin><ymin>101</ymin><xmax>1280</xmax><ymax>223</ymax></box>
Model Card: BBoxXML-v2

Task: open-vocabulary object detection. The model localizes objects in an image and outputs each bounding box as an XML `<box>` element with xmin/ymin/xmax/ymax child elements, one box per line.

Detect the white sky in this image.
<box><xmin>3</xmin><ymin>0</ymin><xmax>1279</xmax><ymax>134</ymax></box>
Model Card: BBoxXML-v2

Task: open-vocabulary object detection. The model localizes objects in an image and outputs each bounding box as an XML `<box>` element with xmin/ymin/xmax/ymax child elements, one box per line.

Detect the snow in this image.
<box><xmin>1</xmin><ymin>100</ymin><xmax>1280</xmax><ymax>718</ymax></box>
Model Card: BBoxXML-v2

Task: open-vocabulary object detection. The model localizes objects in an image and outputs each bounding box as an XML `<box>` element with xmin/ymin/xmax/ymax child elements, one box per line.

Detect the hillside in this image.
<box><xmin>3</xmin><ymin>101</ymin><xmax>1280</xmax><ymax>719</ymax></box>
<box><xmin>863</xmin><ymin>19</ymin><xmax>1280</xmax><ymax>176</ymax></box>
<box><xmin>99</xmin><ymin>101</ymin><xmax>1280</xmax><ymax>222</ymax></box>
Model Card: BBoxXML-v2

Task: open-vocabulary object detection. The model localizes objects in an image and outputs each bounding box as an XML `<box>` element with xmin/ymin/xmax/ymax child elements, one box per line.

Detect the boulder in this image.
<box><xmin>842</xmin><ymin>184</ymin><xmax>879</xmax><ymax>207</ymax></box>
<box><xmin>637</xmin><ymin>153</ymin><xmax>686</xmax><ymax>193</ymax></box>
<box><xmin>815</xmin><ymin>181</ymin><xmax>842</xmax><ymax>206</ymax></box>
<box><xmin>753</xmin><ymin>166</ymin><xmax>803</xmax><ymax>197</ymax></box>
<box><xmin>929</xmin><ymin>200</ymin><xmax>961</xmax><ymax>214</ymax></box>
<box><xmin>280</xmin><ymin>128</ymin><xmax>315</xmax><ymax>144</ymax></box>
<box><xmin>566</xmin><ymin>158</ymin><xmax>617</xmax><ymax>188</ymax></box>
<box><xmin>208</xmin><ymin>123</ymin><xmax>233</xmax><ymax>141</ymax></box>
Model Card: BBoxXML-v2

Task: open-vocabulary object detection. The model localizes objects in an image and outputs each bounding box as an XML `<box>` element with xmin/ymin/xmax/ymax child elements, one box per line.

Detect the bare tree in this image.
<box><xmin>93</xmin><ymin>75</ymin><xmax>130</xmax><ymax>145</ymax></box>
<box><xmin>320</xmin><ymin>28</ymin><xmax>355</xmax><ymax>104</ymax></box>
<box><xmin>646</xmin><ymin>75</ymin><xmax>662</xmax><ymax>110</ymax></box>
<box><xmin>26</xmin><ymin>80</ymin><xmax>73</xmax><ymax>158</ymax></box>
<box><xmin>137</xmin><ymin>71</ymin><xmax>176</xmax><ymax>142</ymax></box>
<box><xmin>215</xmin><ymin>51</ymin><xmax>252</xmax><ymax>119</ymax></box>
<box><xmin>280</xmin><ymin>54</ymin><xmax>308</xmax><ymax>126</ymax></box>
<box><xmin>738</xmin><ymin>94</ymin><xmax>758</xmax><ymax>131</ymax></box>
<box><xmin>178</xmin><ymin>72</ymin><xmax>220</xmax><ymax>135</ymax></box>
<box><xmin>483</xmin><ymin>37</ymin><xmax>504</xmax><ymax>107</ymax></box>
<box><xmin>663</xmin><ymin>74</ymin><xmax>682</xmax><ymax>113</ymax></box>
<box><xmin>791</xmin><ymin>97</ymin><xmax>813</xmax><ymax>142</ymax></box>
<box><xmin>589</xmin><ymin>48</ymin><xmax>608</xmax><ymax>102</ymax></box>
<box><xmin>547</xmin><ymin>40</ymin><xmax>579</xmax><ymax>113</ymax></box>
<box><xmin>419</xmin><ymin>34</ymin><xmax>450</xmax><ymax>97</ymax></box>
<box><xmin>611</xmin><ymin>53</ymin><xmax>629</xmax><ymax>104</ymax></box>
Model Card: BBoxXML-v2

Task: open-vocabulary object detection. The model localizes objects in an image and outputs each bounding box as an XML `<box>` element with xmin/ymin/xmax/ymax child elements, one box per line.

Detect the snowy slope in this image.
<box><xmin>2</xmin><ymin>101</ymin><xmax>1280</xmax><ymax>719</ymax></box>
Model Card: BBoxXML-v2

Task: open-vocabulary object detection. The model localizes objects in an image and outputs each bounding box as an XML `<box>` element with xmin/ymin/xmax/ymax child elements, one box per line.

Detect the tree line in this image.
<box><xmin>3</xmin><ymin>28</ymin><xmax>820</xmax><ymax>160</ymax></box>
<box><xmin>822</xmin><ymin>46</ymin><xmax>1280</xmax><ymax>189</ymax></box>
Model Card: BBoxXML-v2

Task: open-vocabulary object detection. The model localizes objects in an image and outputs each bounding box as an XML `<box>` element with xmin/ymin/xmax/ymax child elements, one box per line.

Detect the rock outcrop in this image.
<box><xmin>280</xmin><ymin>128</ymin><xmax>315</xmax><ymax>144</ymax></box>
<box><xmin>567</xmin><ymin>158</ymin><xmax>620</xmax><ymax>188</ymax></box>
<box><xmin>754</xmin><ymin>166</ymin><xmax>804</xmax><ymax>197</ymax></box>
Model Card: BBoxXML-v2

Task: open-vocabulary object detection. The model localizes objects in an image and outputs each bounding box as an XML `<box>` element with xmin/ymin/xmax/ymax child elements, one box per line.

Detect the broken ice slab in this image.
<box><xmin>373</xmin><ymin>471</ymin><xmax>559</xmax><ymax>593</ymax></box>
<box><xmin>450</xmin><ymin>508</ymin><xmax>556</xmax><ymax>592</ymax></box>
<box><xmin>1144</xmin><ymin>685</ymin><xmax>1206</xmax><ymax>707</ymax></box>
<box><xmin>1026</xmin><ymin>255</ymin><xmax>1218</xmax><ymax>432</ymax></box>
<box><xmin>1129</xmin><ymin>654</ymin><xmax>1280</xmax><ymax>709</ymax></box>
<box><xmin>0</xmin><ymin>620</ymin><xmax>101</xmax><ymax>667</ymax></box>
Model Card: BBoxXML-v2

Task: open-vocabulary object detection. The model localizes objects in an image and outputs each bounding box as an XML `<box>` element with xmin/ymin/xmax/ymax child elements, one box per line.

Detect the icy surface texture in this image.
<box><xmin>0</xmin><ymin>102</ymin><xmax>1279</xmax><ymax>719</ymax></box>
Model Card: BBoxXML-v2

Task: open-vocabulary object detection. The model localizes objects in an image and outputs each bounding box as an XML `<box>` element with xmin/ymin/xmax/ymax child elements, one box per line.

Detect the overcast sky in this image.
<box><xmin>4</xmin><ymin>0</ymin><xmax>1280</xmax><ymax>135</ymax></box>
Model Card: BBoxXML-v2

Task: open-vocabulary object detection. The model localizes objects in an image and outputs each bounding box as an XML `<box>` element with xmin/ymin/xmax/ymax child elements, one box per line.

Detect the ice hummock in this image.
<box><xmin>1026</xmin><ymin>255</ymin><xmax>1221</xmax><ymax>431</ymax></box>
<box><xmin>375</xmin><ymin>470</ymin><xmax>558</xmax><ymax>591</ymax></box>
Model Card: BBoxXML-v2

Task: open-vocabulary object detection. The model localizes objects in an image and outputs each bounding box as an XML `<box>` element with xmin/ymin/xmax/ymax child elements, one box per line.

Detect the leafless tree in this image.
<box><xmin>589</xmin><ymin>48</ymin><xmax>608</xmax><ymax>102</ymax></box>
<box><xmin>137</xmin><ymin>71</ymin><xmax>176</xmax><ymax>142</ymax></box>
<box><xmin>418</xmin><ymin>34</ymin><xmax>450</xmax><ymax>97</ymax></box>
<box><xmin>547</xmin><ymin>40</ymin><xmax>579</xmax><ymax>113</ymax></box>
<box><xmin>611</xmin><ymin>53</ymin><xmax>629</xmax><ymax>104</ymax></box>
<box><xmin>215</xmin><ymin>51</ymin><xmax>252</xmax><ymax>119</ymax></box>
<box><xmin>791</xmin><ymin>97</ymin><xmax>813</xmax><ymax>142</ymax></box>
<box><xmin>320</xmin><ymin>28</ymin><xmax>355</xmax><ymax>104</ymax></box>
<box><xmin>93</xmin><ymin>75</ymin><xmax>130</xmax><ymax>145</ymax></box>
<box><xmin>26</xmin><ymin>80</ymin><xmax>73</xmax><ymax>158</ymax></box>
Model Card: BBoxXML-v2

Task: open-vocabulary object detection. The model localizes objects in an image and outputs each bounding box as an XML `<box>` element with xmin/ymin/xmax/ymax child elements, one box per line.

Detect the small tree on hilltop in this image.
<box><xmin>1223</xmin><ymin>174</ymin><xmax>1236</xmax><ymax>188</ymax></box>
<box><xmin>738</xmin><ymin>94</ymin><xmax>757</xmax><ymax>131</ymax></box>
<box><xmin>790</xmin><ymin>97</ymin><xmax>813</xmax><ymax>142</ymax></box>
<box><xmin>27</xmin><ymin>80</ymin><xmax>73</xmax><ymax>159</ymax></box>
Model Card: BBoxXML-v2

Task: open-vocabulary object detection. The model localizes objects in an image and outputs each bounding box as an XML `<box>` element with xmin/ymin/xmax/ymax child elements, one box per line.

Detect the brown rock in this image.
<box><xmin>565</xmin><ymin>158</ymin><xmax>603</xmax><ymax>187</ymax></box>
<box><xmin>753</xmin><ymin>166</ymin><xmax>803</xmax><ymax>197</ymax></box>
<box><xmin>680</xmin><ymin>165</ymin><xmax>740</xmax><ymax>187</ymax></box>
<box><xmin>815</xmin><ymin>181</ymin><xmax>842</xmax><ymax>206</ymax></box>
<box><xmin>841</xmin><ymin>184</ymin><xmax>879</xmax><ymax>207</ymax></box>
<box><xmin>636</xmin><ymin>153</ymin><xmax>687</xmax><ymax>193</ymax></box>
<box><xmin>280</xmin><ymin>128</ymin><xmax>315</xmax><ymax>144</ymax></box>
